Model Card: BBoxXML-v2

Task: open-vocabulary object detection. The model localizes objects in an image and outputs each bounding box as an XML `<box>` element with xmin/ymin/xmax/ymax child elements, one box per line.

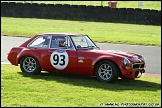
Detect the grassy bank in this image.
<box><xmin>1</xmin><ymin>17</ymin><xmax>161</xmax><ymax>46</ymax></box>
<box><xmin>1</xmin><ymin>64</ymin><xmax>161</xmax><ymax>107</ymax></box>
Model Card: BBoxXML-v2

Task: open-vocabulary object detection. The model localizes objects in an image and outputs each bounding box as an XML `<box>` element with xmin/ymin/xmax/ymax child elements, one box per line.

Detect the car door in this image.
<box><xmin>70</xmin><ymin>35</ymin><xmax>99</xmax><ymax>76</ymax></box>
<box><xmin>46</xmin><ymin>36</ymin><xmax>78</xmax><ymax>74</ymax></box>
<box><xmin>76</xmin><ymin>49</ymin><xmax>95</xmax><ymax>76</ymax></box>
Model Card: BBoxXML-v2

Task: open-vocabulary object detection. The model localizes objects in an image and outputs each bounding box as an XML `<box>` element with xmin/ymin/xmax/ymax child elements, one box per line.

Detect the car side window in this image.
<box><xmin>28</xmin><ymin>36</ymin><xmax>50</xmax><ymax>48</ymax></box>
<box><xmin>50</xmin><ymin>36</ymin><xmax>74</xmax><ymax>50</ymax></box>
<box><xmin>50</xmin><ymin>36</ymin><xmax>65</xmax><ymax>48</ymax></box>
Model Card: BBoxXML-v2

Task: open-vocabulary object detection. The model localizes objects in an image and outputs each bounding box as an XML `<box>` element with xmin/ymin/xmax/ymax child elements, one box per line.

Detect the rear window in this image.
<box><xmin>28</xmin><ymin>36</ymin><xmax>51</xmax><ymax>48</ymax></box>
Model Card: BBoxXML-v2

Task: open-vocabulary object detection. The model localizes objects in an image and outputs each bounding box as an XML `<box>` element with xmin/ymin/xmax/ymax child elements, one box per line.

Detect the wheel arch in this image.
<box><xmin>18</xmin><ymin>55</ymin><xmax>41</xmax><ymax>66</ymax></box>
<box><xmin>93</xmin><ymin>59</ymin><xmax>121</xmax><ymax>75</ymax></box>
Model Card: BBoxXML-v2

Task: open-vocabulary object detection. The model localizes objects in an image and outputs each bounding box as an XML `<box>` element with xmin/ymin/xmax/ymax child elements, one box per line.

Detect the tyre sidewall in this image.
<box><xmin>20</xmin><ymin>56</ymin><xmax>41</xmax><ymax>75</ymax></box>
<box><xmin>95</xmin><ymin>60</ymin><xmax>119</xmax><ymax>83</ymax></box>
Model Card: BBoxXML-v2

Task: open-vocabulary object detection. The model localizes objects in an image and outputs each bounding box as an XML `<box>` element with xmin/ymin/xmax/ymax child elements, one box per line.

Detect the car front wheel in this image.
<box><xmin>95</xmin><ymin>60</ymin><xmax>119</xmax><ymax>83</ymax></box>
<box><xmin>20</xmin><ymin>56</ymin><xmax>41</xmax><ymax>75</ymax></box>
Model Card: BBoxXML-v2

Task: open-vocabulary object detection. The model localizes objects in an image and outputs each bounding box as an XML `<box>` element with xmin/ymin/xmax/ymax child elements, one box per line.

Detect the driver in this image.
<box><xmin>59</xmin><ymin>40</ymin><xmax>66</xmax><ymax>47</ymax></box>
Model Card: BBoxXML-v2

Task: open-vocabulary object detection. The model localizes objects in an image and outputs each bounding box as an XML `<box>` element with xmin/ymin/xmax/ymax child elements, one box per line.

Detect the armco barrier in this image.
<box><xmin>1</xmin><ymin>2</ymin><xmax>161</xmax><ymax>25</ymax></box>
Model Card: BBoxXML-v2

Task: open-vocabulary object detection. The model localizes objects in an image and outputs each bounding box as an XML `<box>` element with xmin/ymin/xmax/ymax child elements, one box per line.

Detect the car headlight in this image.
<box><xmin>122</xmin><ymin>57</ymin><xmax>130</xmax><ymax>66</ymax></box>
<box><xmin>139</xmin><ymin>55</ymin><xmax>145</xmax><ymax>61</ymax></box>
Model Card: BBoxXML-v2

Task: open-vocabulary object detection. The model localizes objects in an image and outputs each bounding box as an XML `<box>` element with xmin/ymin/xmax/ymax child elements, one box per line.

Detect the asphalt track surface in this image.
<box><xmin>1</xmin><ymin>36</ymin><xmax>161</xmax><ymax>76</ymax></box>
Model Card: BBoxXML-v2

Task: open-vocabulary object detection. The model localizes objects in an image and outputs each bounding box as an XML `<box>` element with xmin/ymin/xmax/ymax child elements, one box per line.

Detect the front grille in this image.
<box><xmin>132</xmin><ymin>63</ymin><xmax>145</xmax><ymax>70</ymax></box>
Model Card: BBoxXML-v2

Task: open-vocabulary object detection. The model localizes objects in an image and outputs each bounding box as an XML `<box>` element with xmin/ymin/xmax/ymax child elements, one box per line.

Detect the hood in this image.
<box><xmin>90</xmin><ymin>49</ymin><xmax>139</xmax><ymax>58</ymax></box>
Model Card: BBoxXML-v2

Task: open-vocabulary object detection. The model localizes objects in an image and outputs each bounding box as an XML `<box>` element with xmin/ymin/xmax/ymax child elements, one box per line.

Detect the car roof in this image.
<box><xmin>36</xmin><ymin>32</ymin><xmax>86</xmax><ymax>36</ymax></box>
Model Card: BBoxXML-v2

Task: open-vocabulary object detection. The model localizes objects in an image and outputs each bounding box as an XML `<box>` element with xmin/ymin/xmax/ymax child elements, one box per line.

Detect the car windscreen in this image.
<box><xmin>71</xmin><ymin>35</ymin><xmax>98</xmax><ymax>49</ymax></box>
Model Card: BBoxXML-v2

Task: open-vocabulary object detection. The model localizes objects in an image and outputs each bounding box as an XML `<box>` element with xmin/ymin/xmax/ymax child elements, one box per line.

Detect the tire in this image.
<box><xmin>95</xmin><ymin>60</ymin><xmax>119</xmax><ymax>83</ymax></box>
<box><xmin>120</xmin><ymin>75</ymin><xmax>135</xmax><ymax>80</ymax></box>
<box><xmin>20</xmin><ymin>56</ymin><xmax>41</xmax><ymax>75</ymax></box>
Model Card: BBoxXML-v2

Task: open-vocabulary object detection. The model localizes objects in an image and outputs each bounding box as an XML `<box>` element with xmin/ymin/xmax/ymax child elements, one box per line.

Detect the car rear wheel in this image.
<box><xmin>20</xmin><ymin>56</ymin><xmax>41</xmax><ymax>75</ymax></box>
<box><xmin>95</xmin><ymin>60</ymin><xmax>119</xmax><ymax>82</ymax></box>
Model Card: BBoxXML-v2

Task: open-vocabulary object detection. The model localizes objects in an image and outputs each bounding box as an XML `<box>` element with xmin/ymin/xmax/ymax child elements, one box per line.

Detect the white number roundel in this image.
<box><xmin>50</xmin><ymin>50</ymin><xmax>69</xmax><ymax>70</ymax></box>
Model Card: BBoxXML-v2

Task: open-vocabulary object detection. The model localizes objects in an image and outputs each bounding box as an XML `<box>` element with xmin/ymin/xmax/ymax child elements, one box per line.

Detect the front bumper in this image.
<box><xmin>121</xmin><ymin>63</ymin><xmax>146</xmax><ymax>79</ymax></box>
<box><xmin>122</xmin><ymin>69</ymin><xmax>145</xmax><ymax>79</ymax></box>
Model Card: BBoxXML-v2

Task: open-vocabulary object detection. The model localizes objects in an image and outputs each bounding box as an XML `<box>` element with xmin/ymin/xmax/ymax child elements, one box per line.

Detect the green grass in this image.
<box><xmin>1</xmin><ymin>64</ymin><xmax>161</xmax><ymax>107</ymax></box>
<box><xmin>1</xmin><ymin>1</ymin><xmax>161</xmax><ymax>10</ymax></box>
<box><xmin>1</xmin><ymin>17</ymin><xmax>161</xmax><ymax>46</ymax></box>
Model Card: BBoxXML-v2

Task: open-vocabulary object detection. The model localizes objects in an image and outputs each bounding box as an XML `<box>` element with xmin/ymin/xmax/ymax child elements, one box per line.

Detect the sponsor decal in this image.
<box><xmin>78</xmin><ymin>57</ymin><xmax>84</xmax><ymax>63</ymax></box>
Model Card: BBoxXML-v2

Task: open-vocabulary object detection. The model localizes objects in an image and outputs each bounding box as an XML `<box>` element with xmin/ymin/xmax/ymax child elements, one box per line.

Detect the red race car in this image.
<box><xmin>7</xmin><ymin>33</ymin><xmax>146</xmax><ymax>82</ymax></box>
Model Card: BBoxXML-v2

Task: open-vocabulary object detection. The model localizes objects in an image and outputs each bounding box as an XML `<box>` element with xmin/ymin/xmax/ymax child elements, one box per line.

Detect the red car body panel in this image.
<box><xmin>45</xmin><ymin>49</ymin><xmax>78</xmax><ymax>74</ymax></box>
<box><xmin>7</xmin><ymin>33</ymin><xmax>146</xmax><ymax>79</ymax></box>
